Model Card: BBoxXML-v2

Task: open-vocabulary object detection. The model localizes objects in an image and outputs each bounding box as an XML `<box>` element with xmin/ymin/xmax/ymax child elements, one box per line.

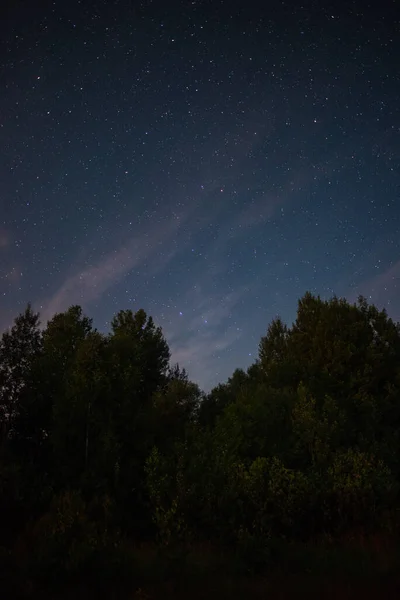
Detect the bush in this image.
<box><xmin>16</xmin><ymin>490</ymin><xmax>134</xmax><ymax>589</ymax></box>
<box><xmin>326</xmin><ymin>449</ymin><xmax>397</xmax><ymax>531</ymax></box>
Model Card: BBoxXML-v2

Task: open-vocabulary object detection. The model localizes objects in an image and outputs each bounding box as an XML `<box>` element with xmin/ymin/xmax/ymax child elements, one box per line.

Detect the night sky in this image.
<box><xmin>1</xmin><ymin>0</ymin><xmax>399</xmax><ymax>391</ymax></box>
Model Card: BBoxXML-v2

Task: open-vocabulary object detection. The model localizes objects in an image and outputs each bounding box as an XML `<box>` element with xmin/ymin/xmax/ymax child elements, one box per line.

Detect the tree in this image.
<box><xmin>0</xmin><ymin>304</ymin><xmax>42</xmax><ymax>545</ymax></box>
<box><xmin>109</xmin><ymin>308</ymin><xmax>170</xmax><ymax>399</ymax></box>
<box><xmin>259</xmin><ymin>317</ymin><xmax>288</xmax><ymax>374</ymax></box>
<box><xmin>51</xmin><ymin>330</ymin><xmax>111</xmax><ymax>492</ymax></box>
<box><xmin>0</xmin><ymin>304</ymin><xmax>42</xmax><ymax>447</ymax></box>
<box><xmin>1</xmin><ymin>305</ymin><xmax>93</xmax><ymax>511</ymax></box>
<box><xmin>2</xmin><ymin>291</ymin><xmax>400</xmax><ymax>584</ymax></box>
<box><xmin>198</xmin><ymin>368</ymin><xmax>248</xmax><ymax>428</ymax></box>
<box><xmin>152</xmin><ymin>366</ymin><xmax>202</xmax><ymax>452</ymax></box>
<box><xmin>106</xmin><ymin>308</ymin><xmax>171</xmax><ymax>535</ymax></box>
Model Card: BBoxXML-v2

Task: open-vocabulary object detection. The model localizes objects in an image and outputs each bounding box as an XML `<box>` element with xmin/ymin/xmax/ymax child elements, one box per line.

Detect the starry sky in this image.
<box><xmin>1</xmin><ymin>0</ymin><xmax>399</xmax><ymax>391</ymax></box>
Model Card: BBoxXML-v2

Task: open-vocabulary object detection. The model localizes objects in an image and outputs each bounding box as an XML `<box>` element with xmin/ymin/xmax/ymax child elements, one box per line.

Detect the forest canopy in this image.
<box><xmin>1</xmin><ymin>292</ymin><xmax>400</xmax><ymax>594</ymax></box>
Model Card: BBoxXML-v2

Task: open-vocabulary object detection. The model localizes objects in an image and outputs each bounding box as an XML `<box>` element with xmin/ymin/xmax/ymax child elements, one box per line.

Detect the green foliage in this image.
<box><xmin>258</xmin><ymin>317</ymin><xmax>290</xmax><ymax>387</ymax></box>
<box><xmin>0</xmin><ymin>303</ymin><xmax>41</xmax><ymax>445</ymax></box>
<box><xmin>30</xmin><ymin>490</ymin><xmax>98</xmax><ymax>578</ymax></box>
<box><xmin>327</xmin><ymin>449</ymin><xmax>397</xmax><ymax>529</ymax></box>
<box><xmin>20</xmin><ymin>490</ymin><xmax>131</xmax><ymax>588</ymax></box>
<box><xmin>198</xmin><ymin>368</ymin><xmax>249</xmax><ymax>428</ymax></box>
<box><xmin>152</xmin><ymin>371</ymin><xmax>201</xmax><ymax>452</ymax></box>
<box><xmin>146</xmin><ymin>446</ymin><xmax>188</xmax><ymax>546</ymax></box>
<box><xmin>2</xmin><ymin>292</ymin><xmax>400</xmax><ymax>590</ymax></box>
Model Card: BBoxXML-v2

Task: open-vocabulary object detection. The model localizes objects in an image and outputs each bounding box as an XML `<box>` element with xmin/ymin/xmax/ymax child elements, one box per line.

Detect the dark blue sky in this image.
<box><xmin>1</xmin><ymin>0</ymin><xmax>399</xmax><ymax>390</ymax></box>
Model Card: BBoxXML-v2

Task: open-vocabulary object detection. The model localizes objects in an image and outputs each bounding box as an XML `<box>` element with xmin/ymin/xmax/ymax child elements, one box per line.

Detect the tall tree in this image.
<box><xmin>152</xmin><ymin>364</ymin><xmax>201</xmax><ymax>451</ymax></box>
<box><xmin>0</xmin><ymin>305</ymin><xmax>42</xmax><ymax>545</ymax></box>
<box><xmin>198</xmin><ymin>368</ymin><xmax>248</xmax><ymax>428</ymax></box>
<box><xmin>259</xmin><ymin>317</ymin><xmax>288</xmax><ymax>374</ymax></box>
<box><xmin>106</xmin><ymin>308</ymin><xmax>170</xmax><ymax>535</ymax></box>
<box><xmin>8</xmin><ymin>306</ymin><xmax>93</xmax><ymax>490</ymax></box>
<box><xmin>0</xmin><ymin>304</ymin><xmax>41</xmax><ymax>447</ymax></box>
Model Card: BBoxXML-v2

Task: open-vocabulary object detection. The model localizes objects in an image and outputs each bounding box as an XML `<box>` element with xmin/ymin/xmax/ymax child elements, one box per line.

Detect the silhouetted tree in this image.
<box><xmin>0</xmin><ymin>303</ymin><xmax>41</xmax><ymax>447</ymax></box>
<box><xmin>2</xmin><ymin>292</ymin><xmax>400</xmax><ymax>587</ymax></box>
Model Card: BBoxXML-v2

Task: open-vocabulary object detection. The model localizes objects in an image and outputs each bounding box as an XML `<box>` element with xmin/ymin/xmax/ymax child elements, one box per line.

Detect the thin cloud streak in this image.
<box><xmin>0</xmin><ymin>227</ymin><xmax>9</xmax><ymax>248</ymax></box>
<box><xmin>207</xmin><ymin>157</ymin><xmax>334</xmax><ymax>257</ymax></box>
<box><xmin>39</xmin><ymin>215</ymin><xmax>185</xmax><ymax>324</ymax></box>
<box><xmin>50</xmin><ymin>127</ymin><xmax>334</xmax><ymax>327</ymax></box>
<box><xmin>171</xmin><ymin>327</ymin><xmax>243</xmax><ymax>391</ymax></box>
<box><xmin>35</xmin><ymin>121</ymin><xmax>269</xmax><ymax>326</ymax></box>
<box><xmin>347</xmin><ymin>259</ymin><xmax>400</xmax><ymax>320</ymax></box>
<box><xmin>164</xmin><ymin>285</ymin><xmax>250</xmax><ymax>390</ymax></box>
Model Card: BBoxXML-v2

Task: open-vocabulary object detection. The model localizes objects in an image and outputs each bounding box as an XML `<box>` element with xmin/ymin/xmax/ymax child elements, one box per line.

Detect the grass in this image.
<box><xmin>5</xmin><ymin>534</ymin><xmax>400</xmax><ymax>599</ymax></box>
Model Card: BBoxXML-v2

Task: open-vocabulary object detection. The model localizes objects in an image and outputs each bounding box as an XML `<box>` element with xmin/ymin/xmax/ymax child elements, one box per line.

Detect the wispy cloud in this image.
<box><xmin>163</xmin><ymin>285</ymin><xmax>251</xmax><ymax>390</ymax></box>
<box><xmin>170</xmin><ymin>327</ymin><xmax>243</xmax><ymax>391</ymax></box>
<box><xmin>152</xmin><ymin>159</ymin><xmax>325</xmax><ymax>390</ymax></box>
<box><xmin>0</xmin><ymin>233</ymin><xmax>8</xmax><ymax>249</ymax></box>
<box><xmin>37</xmin><ymin>114</ymin><xmax>328</xmax><ymax>326</ymax></box>
<box><xmin>348</xmin><ymin>258</ymin><xmax>400</xmax><ymax>320</ymax></box>
<box><xmin>0</xmin><ymin>227</ymin><xmax>10</xmax><ymax>249</ymax></box>
<box><xmin>3</xmin><ymin>266</ymin><xmax>22</xmax><ymax>284</ymax></box>
<box><xmin>36</xmin><ymin>120</ymin><xmax>275</xmax><ymax>327</ymax></box>
<box><xmin>207</xmin><ymin>157</ymin><xmax>332</xmax><ymax>257</ymax></box>
<box><xmin>34</xmin><ymin>118</ymin><xmax>339</xmax><ymax>384</ymax></box>
<box><xmin>38</xmin><ymin>214</ymin><xmax>186</xmax><ymax>324</ymax></box>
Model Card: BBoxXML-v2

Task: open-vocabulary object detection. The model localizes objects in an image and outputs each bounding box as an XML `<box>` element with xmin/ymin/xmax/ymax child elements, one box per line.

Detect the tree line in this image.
<box><xmin>1</xmin><ymin>292</ymin><xmax>400</xmax><ymax>593</ymax></box>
